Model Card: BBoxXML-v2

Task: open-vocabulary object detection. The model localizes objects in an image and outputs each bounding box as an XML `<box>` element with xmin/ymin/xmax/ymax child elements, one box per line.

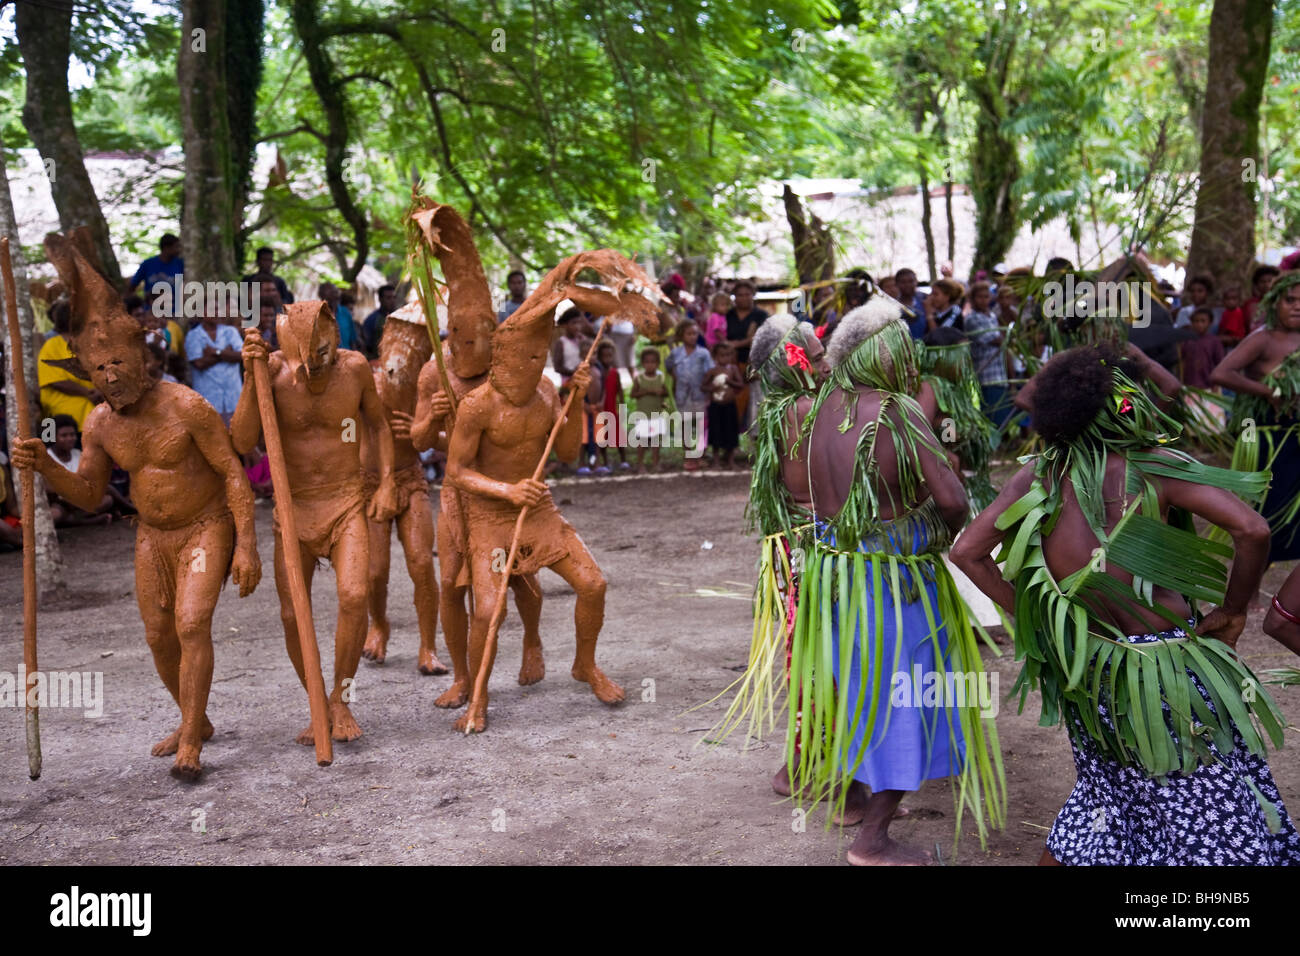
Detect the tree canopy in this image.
<box><xmin>0</xmin><ymin>0</ymin><xmax>1296</xmax><ymax>288</ymax></box>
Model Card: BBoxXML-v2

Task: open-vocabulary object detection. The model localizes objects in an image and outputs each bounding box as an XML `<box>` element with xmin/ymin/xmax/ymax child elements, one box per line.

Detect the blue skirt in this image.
<box><xmin>820</xmin><ymin>523</ymin><xmax>968</xmax><ymax>793</ymax></box>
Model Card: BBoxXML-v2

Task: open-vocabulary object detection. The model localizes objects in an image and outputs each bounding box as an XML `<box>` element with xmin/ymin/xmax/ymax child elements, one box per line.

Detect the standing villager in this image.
<box><xmin>408</xmin><ymin>202</ymin><xmax>546</xmax><ymax>709</ymax></box>
<box><xmin>232</xmin><ymin>302</ymin><xmax>399</xmax><ymax>745</ymax></box>
<box><xmin>707</xmin><ymin>315</ymin><xmax>830</xmax><ymax>798</ymax></box>
<box><xmin>789</xmin><ymin>299</ymin><xmax>1005</xmax><ymax>864</ymax></box>
<box><xmin>13</xmin><ymin>232</ymin><xmax>261</xmax><ymax>781</ymax></box>
<box><xmin>1211</xmin><ymin>272</ymin><xmax>1300</xmax><ymax>565</ymax></box>
<box><xmin>446</xmin><ymin>250</ymin><xmax>661</xmax><ymax>732</ymax></box>
<box><xmin>359</xmin><ymin>301</ymin><xmax>446</xmax><ymax>674</ymax></box>
<box><xmin>953</xmin><ymin>345</ymin><xmax>1300</xmax><ymax>865</ymax></box>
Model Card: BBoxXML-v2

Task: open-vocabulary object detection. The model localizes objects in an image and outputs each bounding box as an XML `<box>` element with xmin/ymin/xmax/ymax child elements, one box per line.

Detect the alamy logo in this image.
<box><xmin>0</xmin><ymin>670</ymin><xmax>103</xmax><ymax>717</ymax></box>
<box><xmin>592</xmin><ymin>407</ymin><xmax>705</xmax><ymax>457</ymax></box>
<box><xmin>890</xmin><ymin>666</ymin><xmax>999</xmax><ymax>718</ymax></box>
<box><xmin>150</xmin><ymin>275</ymin><xmax>261</xmax><ymax>327</ymax></box>
<box><xmin>49</xmin><ymin>886</ymin><xmax>151</xmax><ymax>936</ymax></box>
<box><xmin>1042</xmin><ymin>275</ymin><xmax>1152</xmax><ymax>328</ymax></box>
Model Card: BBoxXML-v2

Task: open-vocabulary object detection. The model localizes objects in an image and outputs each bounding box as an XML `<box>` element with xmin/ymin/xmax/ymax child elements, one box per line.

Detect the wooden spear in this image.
<box><xmin>465</xmin><ymin>315</ymin><xmax>611</xmax><ymax>730</ymax></box>
<box><xmin>246</xmin><ymin>334</ymin><xmax>333</xmax><ymax>765</ymax></box>
<box><xmin>1</xmin><ymin>237</ymin><xmax>40</xmax><ymax>778</ymax></box>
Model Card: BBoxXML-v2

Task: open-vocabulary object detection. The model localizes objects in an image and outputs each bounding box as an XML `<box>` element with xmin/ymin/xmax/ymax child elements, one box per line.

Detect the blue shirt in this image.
<box><xmin>132</xmin><ymin>255</ymin><xmax>185</xmax><ymax>298</ymax></box>
<box><xmin>906</xmin><ymin>292</ymin><xmax>928</xmax><ymax>339</ymax></box>
<box><xmin>963</xmin><ymin>310</ymin><xmax>1006</xmax><ymax>385</ymax></box>
<box><xmin>362</xmin><ymin>308</ymin><xmax>390</xmax><ymax>358</ymax></box>
<box><xmin>185</xmin><ymin>323</ymin><xmax>244</xmax><ymax>417</ymax></box>
<box><xmin>665</xmin><ymin>344</ymin><xmax>715</xmax><ymax>410</ymax></box>
<box><xmin>335</xmin><ymin>304</ymin><xmax>356</xmax><ymax>350</ymax></box>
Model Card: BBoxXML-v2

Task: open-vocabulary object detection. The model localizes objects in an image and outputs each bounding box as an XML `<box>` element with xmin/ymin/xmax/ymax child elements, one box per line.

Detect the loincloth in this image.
<box><xmin>439</xmin><ymin>482</ymin><xmax>468</xmax><ymax>556</ymax></box>
<box><xmin>134</xmin><ymin>510</ymin><xmax>235</xmax><ymax>611</ymax></box>
<box><xmin>362</xmin><ymin>463</ymin><xmax>429</xmax><ymax>517</ymax></box>
<box><xmin>457</xmin><ymin>493</ymin><xmax>580</xmax><ymax>586</ymax></box>
<box><xmin>273</xmin><ymin>477</ymin><xmax>366</xmax><ymax>559</ymax></box>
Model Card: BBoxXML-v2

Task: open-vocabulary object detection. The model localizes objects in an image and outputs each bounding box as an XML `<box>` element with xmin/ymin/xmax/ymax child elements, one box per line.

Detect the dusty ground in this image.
<box><xmin>2</xmin><ymin>469</ymin><xmax>1298</xmax><ymax>866</ymax></box>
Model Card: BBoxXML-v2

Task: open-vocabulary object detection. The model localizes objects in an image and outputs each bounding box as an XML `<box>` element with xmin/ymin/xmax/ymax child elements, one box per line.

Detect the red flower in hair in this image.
<box><xmin>814</xmin><ymin>324</ymin><xmax>828</xmax><ymax>339</ymax></box>
<box><xmin>785</xmin><ymin>342</ymin><xmax>812</xmax><ymax>371</ymax></box>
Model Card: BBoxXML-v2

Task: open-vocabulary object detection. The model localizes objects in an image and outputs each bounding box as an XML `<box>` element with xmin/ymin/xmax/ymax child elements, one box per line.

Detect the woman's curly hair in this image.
<box><xmin>1032</xmin><ymin>344</ymin><xmax>1144</xmax><ymax>444</ymax></box>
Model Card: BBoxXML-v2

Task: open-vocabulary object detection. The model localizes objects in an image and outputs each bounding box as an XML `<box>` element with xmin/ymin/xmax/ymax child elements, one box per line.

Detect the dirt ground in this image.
<box><xmin>2</xmin><ymin>469</ymin><xmax>1298</xmax><ymax>866</ymax></box>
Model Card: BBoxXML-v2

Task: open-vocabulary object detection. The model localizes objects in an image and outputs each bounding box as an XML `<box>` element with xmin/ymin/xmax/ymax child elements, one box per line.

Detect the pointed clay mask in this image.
<box><xmin>277</xmin><ymin>301</ymin><xmax>340</xmax><ymax>393</ymax></box>
<box><xmin>490</xmin><ymin>323</ymin><xmax>551</xmax><ymax>407</ymax></box>
<box><xmin>43</xmin><ymin>231</ymin><xmax>153</xmax><ymax>411</ymax></box>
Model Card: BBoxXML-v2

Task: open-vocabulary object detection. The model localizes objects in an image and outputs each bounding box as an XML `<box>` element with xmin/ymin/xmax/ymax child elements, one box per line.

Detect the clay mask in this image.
<box><xmin>379</xmin><ymin>303</ymin><xmax>433</xmax><ymax>405</ymax></box>
<box><xmin>490</xmin><ymin>329</ymin><xmax>549</xmax><ymax>406</ymax></box>
<box><xmin>278</xmin><ymin>301</ymin><xmax>340</xmax><ymax>393</ymax></box>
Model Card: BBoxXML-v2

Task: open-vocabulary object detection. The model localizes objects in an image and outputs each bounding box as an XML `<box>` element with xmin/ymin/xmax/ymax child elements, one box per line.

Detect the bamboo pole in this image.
<box><xmin>2</xmin><ymin>237</ymin><xmax>40</xmax><ymax>778</ymax></box>
<box><xmin>414</xmin><ymin>248</ymin><xmax>458</xmax><ymax>418</ymax></box>
<box><xmin>466</xmin><ymin>316</ymin><xmax>610</xmax><ymax>730</ymax></box>
<box><xmin>248</xmin><ymin>342</ymin><xmax>333</xmax><ymax>765</ymax></box>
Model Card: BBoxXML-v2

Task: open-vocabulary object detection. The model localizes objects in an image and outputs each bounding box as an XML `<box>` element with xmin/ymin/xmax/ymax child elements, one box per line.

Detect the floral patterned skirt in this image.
<box><xmin>1046</xmin><ymin>625</ymin><xmax>1300</xmax><ymax>866</ymax></box>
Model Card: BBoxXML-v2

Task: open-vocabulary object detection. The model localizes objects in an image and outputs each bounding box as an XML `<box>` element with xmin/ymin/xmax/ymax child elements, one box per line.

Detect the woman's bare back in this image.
<box><xmin>1041</xmin><ymin>451</ymin><xmax>1189</xmax><ymax>635</ymax></box>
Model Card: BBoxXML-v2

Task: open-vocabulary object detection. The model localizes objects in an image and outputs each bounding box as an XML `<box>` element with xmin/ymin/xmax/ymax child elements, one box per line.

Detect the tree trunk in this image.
<box><xmin>179</xmin><ymin>0</ymin><xmax>238</xmax><ymax>285</ymax></box>
<box><xmin>782</xmin><ymin>184</ymin><xmax>834</xmax><ymax>287</ymax></box>
<box><xmin>967</xmin><ymin>23</ymin><xmax>1022</xmax><ymax>274</ymax></box>
<box><xmin>15</xmin><ymin>0</ymin><xmax>122</xmax><ymax>286</ymax></box>
<box><xmin>226</xmin><ymin>0</ymin><xmax>265</xmax><ymax>271</ymax></box>
<box><xmin>934</xmin><ymin>103</ymin><xmax>955</xmax><ymax>267</ymax></box>
<box><xmin>919</xmin><ymin>162</ymin><xmax>937</xmax><ymax>283</ymax></box>
<box><xmin>944</xmin><ymin>179</ymin><xmax>955</xmax><ymax>267</ymax></box>
<box><xmin>1186</xmin><ymin>0</ymin><xmax>1274</xmax><ymax>294</ymax></box>
<box><xmin>292</xmin><ymin>0</ymin><xmax>370</xmax><ymax>282</ymax></box>
<box><xmin>912</xmin><ymin>105</ymin><xmax>936</xmax><ymax>281</ymax></box>
<box><xmin>968</xmin><ymin>105</ymin><xmax>1020</xmax><ymax>273</ymax></box>
<box><xmin>0</xmin><ymin>138</ymin><xmax>65</xmax><ymax>594</ymax></box>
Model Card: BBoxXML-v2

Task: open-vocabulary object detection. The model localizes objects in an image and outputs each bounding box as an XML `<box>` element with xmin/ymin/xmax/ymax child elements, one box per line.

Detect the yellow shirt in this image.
<box><xmin>37</xmin><ymin>334</ymin><xmax>95</xmax><ymax>430</ymax></box>
<box><xmin>166</xmin><ymin>319</ymin><xmax>185</xmax><ymax>355</ymax></box>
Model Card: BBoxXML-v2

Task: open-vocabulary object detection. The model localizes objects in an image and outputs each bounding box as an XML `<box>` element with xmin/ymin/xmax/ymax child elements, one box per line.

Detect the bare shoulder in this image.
<box><xmin>538</xmin><ymin>375</ymin><xmax>561</xmax><ymax>408</ymax></box>
<box><xmin>168</xmin><ymin>382</ymin><xmax>226</xmax><ymax>428</ymax></box>
<box><xmin>417</xmin><ymin>358</ymin><xmax>443</xmax><ymax>395</ymax></box>
<box><xmin>333</xmin><ymin>350</ymin><xmax>375</xmax><ymax>391</ymax></box>
<box><xmin>458</xmin><ymin>381</ymin><xmax>496</xmax><ymax>421</ymax></box>
<box><xmin>335</xmin><ymin>348</ymin><xmax>371</xmax><ymax>376</ymax></box>
<box><xmin>81</xmin><ymin>401</ymin><xmax>113</xmax><ymax>442</ymax></box>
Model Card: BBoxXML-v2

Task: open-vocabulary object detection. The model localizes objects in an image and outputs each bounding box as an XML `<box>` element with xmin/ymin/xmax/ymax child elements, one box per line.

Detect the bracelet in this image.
<box><xmin>1271</xmin><ymin>595</ymin><xmax>1300</xmax><ymax>627</ymax></box>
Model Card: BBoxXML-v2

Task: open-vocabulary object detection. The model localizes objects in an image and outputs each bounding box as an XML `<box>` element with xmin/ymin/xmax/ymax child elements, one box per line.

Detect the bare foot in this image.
<box><xmin>362</xmin><ymin>622</ymin><xmax>389</xmax><ymax>663</ymax></box>
<box><xmin>435</xmin><ymin>680</ymin><xmax>469</xmax><ymax>709</ymax></box>
<box><xmin>453</xmin><ymin>702</ymin><xmax>487</xmax><ymax>733</ymax></box>
<box><xmin>296</xmin><ymin>724</ymin><xmax>321</xmax><ymax>746</ymax></box>
<box><xmin>518</xmin><ymin>646</ymin><xmax>545</xmax><ymax>685</ymax></box>
<box><xmin>772</xmin><ymin>764</ymin><xmax>793</xmax><ymax>797</ymax></box>
<box><xmin>572</xmin><ymin>664</ymin><xmax>625</xmax><ymax>704</ymax></box>
<box><xmin>152</xmin><ymin>716</ymin><xmax>215</xmax><ymax>757</ymax></box>
<box><xmin>846</xmin><ymin>833</ymin><xmax>931</xmax><ymax>866</ymax></box>
<box><xmin>169</xmin><ymin>744</ymin><xmax>203</xmax><ymax>782</ymax></box>
<box><xmin>831</xmin><ymin>781</ymin><xmax>870</xmax><ymax>826</ymax></box>
<box><xmin>418</xmin><ymin>646</ymin><xmax>449</xmax><ymax>676</ymax></box>
<box><xmin>329</xmin><ymin>699</ymin><xmax>363</xmax><ymax>742</ymax></box>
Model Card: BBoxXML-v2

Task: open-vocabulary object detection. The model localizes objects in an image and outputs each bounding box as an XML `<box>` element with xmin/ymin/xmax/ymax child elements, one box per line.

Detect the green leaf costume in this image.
<box><xmin>994</xmin><ymin>362</ymin><xmax>1285</xmax><ymax>786</ymax></box>
<box><xmin>714</xmin><ymin>318</ymin><xmax>1006</xmax><ymax>849</ymax></box>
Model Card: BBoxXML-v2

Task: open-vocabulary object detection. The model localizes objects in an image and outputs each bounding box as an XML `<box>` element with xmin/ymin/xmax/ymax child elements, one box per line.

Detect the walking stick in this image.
<box><xmin>247</xmin><ymin>336</ymin><xmax>333</xmax><ymax>765</ymax></box>
<box><xmin>466</xmin><ymin>316</ymin><xmax>611</xmax><ymax>731</ymax></box>
<box><xmin>2</xmin><ymin>237</ymin><xmax>40</xmax><ymax>778</ymax></box>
